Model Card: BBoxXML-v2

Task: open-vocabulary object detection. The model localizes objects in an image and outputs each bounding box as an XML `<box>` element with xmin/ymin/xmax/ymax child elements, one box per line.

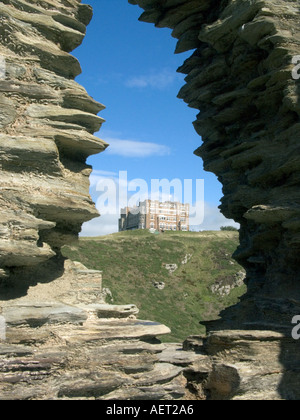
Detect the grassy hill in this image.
<box><xmin>62</xmin><ymin>230</ymin><xmax>246</xmax><ymax>342</ymax></box>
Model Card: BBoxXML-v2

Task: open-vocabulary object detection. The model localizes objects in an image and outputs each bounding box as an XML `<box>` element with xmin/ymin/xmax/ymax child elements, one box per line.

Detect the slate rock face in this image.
<box><xmin>129</xmin><ymin>0</ymin><xmax>300</xmax><ymax>332</ymax></box>
<box><xmin>0</xmin><ymin>260</ymin><xmax>204</xmax><ymax>401</ymax></box>
<box><xmin>0</xmin><ymin>0</ymin><xmax>299</xmax><ymax>400</ymax></box>
<box><xmin>129</xmin><ymin>0</ymin><xmax>300</xmax><ymax>399</ymax></box>
<box><xmin>0</xmin><ymin>0</ymin><xmax>107</xmax><ymax>290</ymax></box>
<box><xmin>0</xmin><ymin>1</ymin><xmax>205</xmax><ymax>401</ymax></box>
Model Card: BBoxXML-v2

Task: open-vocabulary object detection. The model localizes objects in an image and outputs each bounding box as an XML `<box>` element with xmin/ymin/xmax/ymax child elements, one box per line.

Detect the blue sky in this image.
<box><xmin>73</xmin><ymin>0</ymin><xmax>238</xmax><ymax>235</ymax></box>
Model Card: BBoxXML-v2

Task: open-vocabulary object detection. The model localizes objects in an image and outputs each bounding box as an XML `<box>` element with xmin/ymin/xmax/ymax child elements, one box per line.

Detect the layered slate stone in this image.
<box><xmin>0</xmin><ymin>260</ymin><xmax>206</xmax><ymax>400</ymax></box>
<box><xmin>0</xmin><ymin>0</ymin><xmax>299</xmax><ymax>401</ymax></box>
<box><xmin>129</xmin><ymin>0</ymin><xmax>300</xmax><ymax>331</ymax></box>
<box><xmin>0</xmin><ymin>0</ymin><xmax>108</xmax><ymax>288</ymax></box>
<box><xmin>129</xmin><ymin>0</ymin><xmax>300</xmax><ymax>399</ymax></box>
<box><xmin>0</xmin><ymin>1</ymin><xmax>207</xmax><ymax>400</ymax></box>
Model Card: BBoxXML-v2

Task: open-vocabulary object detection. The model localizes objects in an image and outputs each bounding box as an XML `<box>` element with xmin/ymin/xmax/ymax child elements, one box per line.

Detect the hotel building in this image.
<box><xmin>119</xmin><ymin>199</ymin><xmax>190</xmax><ymax>232</ymax></box>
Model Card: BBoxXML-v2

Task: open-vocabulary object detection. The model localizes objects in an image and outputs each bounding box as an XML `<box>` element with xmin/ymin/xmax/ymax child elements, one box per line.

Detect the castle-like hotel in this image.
<box><xmin>119</xmin><ymin>199</ymin><xmax>190</xmax><ymax>232</ymax></box>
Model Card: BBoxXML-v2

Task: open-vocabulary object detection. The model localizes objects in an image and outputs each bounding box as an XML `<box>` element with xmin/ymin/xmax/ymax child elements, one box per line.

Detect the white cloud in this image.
<box><xmin>104</xmin><ymin>137</ymin><xmax>171</xmax><ymax>158</ymax></box>
<box><xmin>125</xmin><ymin>69</ymin><xmax>177</xmax><ymax>90</ymax></box>
<box><xmin>80</xmin><ymin>215</ymin><xmax>119</xmax><ymax>237</ymax></box>
<box><xmin>192</xmin><ymin>203</ymin><xmax>240</xmax><ymax>231</ymax></box>
<box><xmin>95</xmin><ymin>129</ymin><xmax>171</xmax><ymax>159</ymax></box>
<box><xmin>92</xmin><ymin>170</ymin><xmax>119</xmax><ymax>176</ymax></box>
<box><xmin>89</xmin><ymin>170</ymin><xmax>118</xmax><ymax>188</ymax></box>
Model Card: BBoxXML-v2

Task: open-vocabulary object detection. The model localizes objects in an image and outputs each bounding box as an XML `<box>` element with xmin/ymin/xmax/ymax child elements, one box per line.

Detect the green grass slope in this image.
<box><xmin>63</xmin><ymin>230</ymin><xmax>246</xmax><ymax>342</ymax></box>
